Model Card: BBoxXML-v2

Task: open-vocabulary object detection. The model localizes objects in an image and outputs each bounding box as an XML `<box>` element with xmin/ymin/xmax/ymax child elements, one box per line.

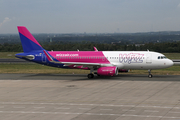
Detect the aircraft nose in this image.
<box><xmin>167</xmin><ymin>59</ymin><xmax>174</xmax><ymax>67</ymax></box>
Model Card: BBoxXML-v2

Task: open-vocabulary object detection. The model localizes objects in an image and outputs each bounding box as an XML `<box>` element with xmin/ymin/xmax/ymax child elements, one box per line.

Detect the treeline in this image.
<box><xmin>1</xmin><ymin>31</ymin><xmax>180</xmax><ymax>45</ymax></box>
<box><xmin>0</xmin><ymin>42</ymin><xmax>180</xmax><ymax>53</ymax></box>
<box><xmin>0</xmin><ymin>43</ymin><xmax>22</xmax><ymax>52</ymax></box>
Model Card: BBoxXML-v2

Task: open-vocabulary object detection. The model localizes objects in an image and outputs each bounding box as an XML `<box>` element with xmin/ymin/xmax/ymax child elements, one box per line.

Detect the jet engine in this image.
<box><xmin>97</xmin><ymin>66</ymin><xmax>118</xmax><ymax>76</ymax></box>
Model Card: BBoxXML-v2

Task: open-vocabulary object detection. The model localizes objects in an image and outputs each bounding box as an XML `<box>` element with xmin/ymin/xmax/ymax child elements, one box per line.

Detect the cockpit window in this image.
<box><xmin>158</xmin><ymin>56</ymin><xmax>167</xmax><ymax>59</ymax></box>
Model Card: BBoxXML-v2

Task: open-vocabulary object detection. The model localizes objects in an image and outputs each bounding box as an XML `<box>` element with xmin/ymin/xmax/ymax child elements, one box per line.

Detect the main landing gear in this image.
<box><xmin>148</xmin><ymin>69</ymin><xmax>153</xmax><ymax>78</ymax></box>
<box><xmin>87</xmin><ymin>73</ymin><xmax>94</xmax><ymax>79</ymax></box>
<box><xmin>87</xmin><ymin>68</ymin><xmax>95</xmax><ymax>79</ymax></box>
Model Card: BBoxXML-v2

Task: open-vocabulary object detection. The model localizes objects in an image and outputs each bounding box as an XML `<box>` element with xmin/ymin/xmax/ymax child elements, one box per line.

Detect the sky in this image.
<box><xmin>0</xmin><ymin>0</ymin><xmax>180</xmax><ymax>33</ymax></box>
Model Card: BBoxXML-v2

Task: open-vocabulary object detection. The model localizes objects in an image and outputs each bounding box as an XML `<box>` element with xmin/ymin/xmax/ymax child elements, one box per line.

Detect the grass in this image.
<box><xmin>163</xmin><ymin>53</ymin><xmax>180</xmax><ymax>59</ymax></box>
<box><xmin>0</xmin><ymin>63</ymin><xmax>180</xmax><ymax>75</ymax></box>
<box><xmin>0</xmin><ymin>63</ymin><xmax>89</xmax><ymax>74</ymax></box>
<box><xmin>0</xmin><ymin>52</ymin><xmax>19</xmax><ymax>59</ymax></box>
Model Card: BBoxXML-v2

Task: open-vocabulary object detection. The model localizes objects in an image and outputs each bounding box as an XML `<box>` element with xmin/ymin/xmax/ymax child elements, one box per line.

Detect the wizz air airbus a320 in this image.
<box><xmin>15</xmin><ymin>26</ymin><xmax>174</xmax><ymax>78</ymax></box>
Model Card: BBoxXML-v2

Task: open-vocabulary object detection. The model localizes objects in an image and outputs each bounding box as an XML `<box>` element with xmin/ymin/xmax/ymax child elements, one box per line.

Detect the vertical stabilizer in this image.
<box><xmin>17</xmin><ymin>26</ymin><xmax>43</xmax><ymax>53</ymax></box>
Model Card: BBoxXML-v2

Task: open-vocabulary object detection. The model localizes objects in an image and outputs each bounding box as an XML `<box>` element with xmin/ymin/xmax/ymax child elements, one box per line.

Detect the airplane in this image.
<box><xmin>15</xmin><ymin>26</ymin><xmax>174</xmax><ymax>78</ymax></box>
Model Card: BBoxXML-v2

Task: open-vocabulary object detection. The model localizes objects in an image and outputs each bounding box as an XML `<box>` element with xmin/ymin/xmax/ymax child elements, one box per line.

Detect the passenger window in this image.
<box><xmin>158</xmin><ymin>56</ymin><xmax>160</xmax><ymax>59</ymax></box>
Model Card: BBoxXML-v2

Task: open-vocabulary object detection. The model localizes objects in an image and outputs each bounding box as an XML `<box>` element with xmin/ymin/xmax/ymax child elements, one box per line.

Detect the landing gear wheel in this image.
<box><xmin>148</xmin><ymin>69</ymin><xmax>153</xmax><ymax>78</ymax></box>
<box><xmin>87</xmin><ymin>74</ymin><xmax>94</xmax><ymax>79</ymax></box>
<box><xmin>148</xmin><ymin>74</ymin><xmax>153</xmax><ymax>78</ymax></box>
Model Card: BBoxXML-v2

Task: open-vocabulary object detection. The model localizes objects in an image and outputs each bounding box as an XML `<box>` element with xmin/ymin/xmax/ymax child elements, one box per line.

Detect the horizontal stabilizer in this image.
<box><xmin>15</xmin><ymin>54</ymin><xmax>35</xmax><ymax>60</ymax></box>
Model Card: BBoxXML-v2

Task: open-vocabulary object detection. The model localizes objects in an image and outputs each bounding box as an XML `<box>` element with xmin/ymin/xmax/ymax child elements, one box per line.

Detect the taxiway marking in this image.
<box><xmin>55</xmin><ymin>107</ymin><xmax>70</xmax><ymax>110</ymax></box>
<box><xmin>0</xmin><ymin>102</ymin><xmax>179</xmax><ymax>109</ymax></box>
<box><xmin>0</xmin><ymin>111</ymin><xmax>179</xmax><ymax>119</ymax></box>
<box><xmin>144</xmin><ymin>110</ymin><xmax>159</xmax><ymax>113</ymax></box>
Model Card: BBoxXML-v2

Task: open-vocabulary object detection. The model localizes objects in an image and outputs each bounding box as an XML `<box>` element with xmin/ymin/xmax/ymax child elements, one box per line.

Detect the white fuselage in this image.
<box><xmin>103</xmin><ymin>51</ymin><xmax>174</xmax><ymax>70</ymax></box>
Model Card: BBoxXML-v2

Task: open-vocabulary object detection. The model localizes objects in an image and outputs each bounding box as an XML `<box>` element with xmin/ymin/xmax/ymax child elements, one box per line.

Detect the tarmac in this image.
<box><xmin>0</xmin><ymin>73</ymin><xmax>180</xmax><ymax>120</ymax></box>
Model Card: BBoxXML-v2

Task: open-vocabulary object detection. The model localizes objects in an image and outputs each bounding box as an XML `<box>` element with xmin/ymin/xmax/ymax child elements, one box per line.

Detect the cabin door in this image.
<box><xmin>42</xmin><ymin>53</ymin><xmax>46</xmax><ymax>63</ymax></box>
<box><xmin>146</xmin><ymin>53</ymin><xmax>152</xmax><ymax>64</ymax></box>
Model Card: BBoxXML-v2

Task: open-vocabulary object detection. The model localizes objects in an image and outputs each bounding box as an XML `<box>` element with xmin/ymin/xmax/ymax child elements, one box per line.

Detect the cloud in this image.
<box><xmin>178</xmin><ymin>3</ymin><xmax>180</xmax><ymax>8</ymax></box>
<box><xmin>0</xmin><ymin>17</ymin><xmax>11</xmax><ymax>28</ymax></box>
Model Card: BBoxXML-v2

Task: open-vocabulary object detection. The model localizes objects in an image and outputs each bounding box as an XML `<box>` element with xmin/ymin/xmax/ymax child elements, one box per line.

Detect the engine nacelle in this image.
<box><xmin>118</xmin><ymin>69</ymin><xmax>129</xmax><ymax>72</ymax></box>
<box><xmin>97</xmin><ymin>66</ymin><xmax>118</xmax><ymax>76</ymax></box>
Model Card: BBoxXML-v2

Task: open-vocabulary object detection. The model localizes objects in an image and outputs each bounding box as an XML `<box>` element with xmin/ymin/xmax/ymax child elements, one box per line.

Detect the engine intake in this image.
<box><xmin>118</xmin><ymin>69</ymin><xmax>129</xmax><ymax>72</ymax></box>
<box><xmin>97</xmin><ymin>66</ymin><xmax>118</xmax><ymax>76</ymax></box>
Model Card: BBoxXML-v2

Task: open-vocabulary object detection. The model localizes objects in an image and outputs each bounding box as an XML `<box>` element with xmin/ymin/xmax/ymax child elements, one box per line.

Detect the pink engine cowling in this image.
<box><xmin>97</xmin><ymin>66</ymin><xmax>118</xmax><ymax>76</ymax></box>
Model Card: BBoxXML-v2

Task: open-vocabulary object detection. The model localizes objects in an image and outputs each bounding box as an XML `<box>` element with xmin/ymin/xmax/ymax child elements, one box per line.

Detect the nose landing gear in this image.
<box><xmin>148</xmin><ymin>69</ymin><xmax>153</xmax><ymax>78</ymax></box>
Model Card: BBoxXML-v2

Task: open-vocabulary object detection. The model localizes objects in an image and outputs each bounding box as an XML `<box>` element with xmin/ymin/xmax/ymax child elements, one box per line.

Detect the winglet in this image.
<box><xmin>94</xmin><ymin>47</ymin><xmax>98</xmax><ymax>51</ymax></box>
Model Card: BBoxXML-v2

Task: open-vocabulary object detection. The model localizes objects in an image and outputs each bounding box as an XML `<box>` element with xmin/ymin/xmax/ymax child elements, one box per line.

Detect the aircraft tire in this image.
<box><xmin>148</xmin><ymin>74</ymin><xmax>153</xmax><ymax>78</ymax></box>
<box><xmin>87</xmin><ymin>74</ymin><xmax>94</xmax><ymax>79</ymax></box>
